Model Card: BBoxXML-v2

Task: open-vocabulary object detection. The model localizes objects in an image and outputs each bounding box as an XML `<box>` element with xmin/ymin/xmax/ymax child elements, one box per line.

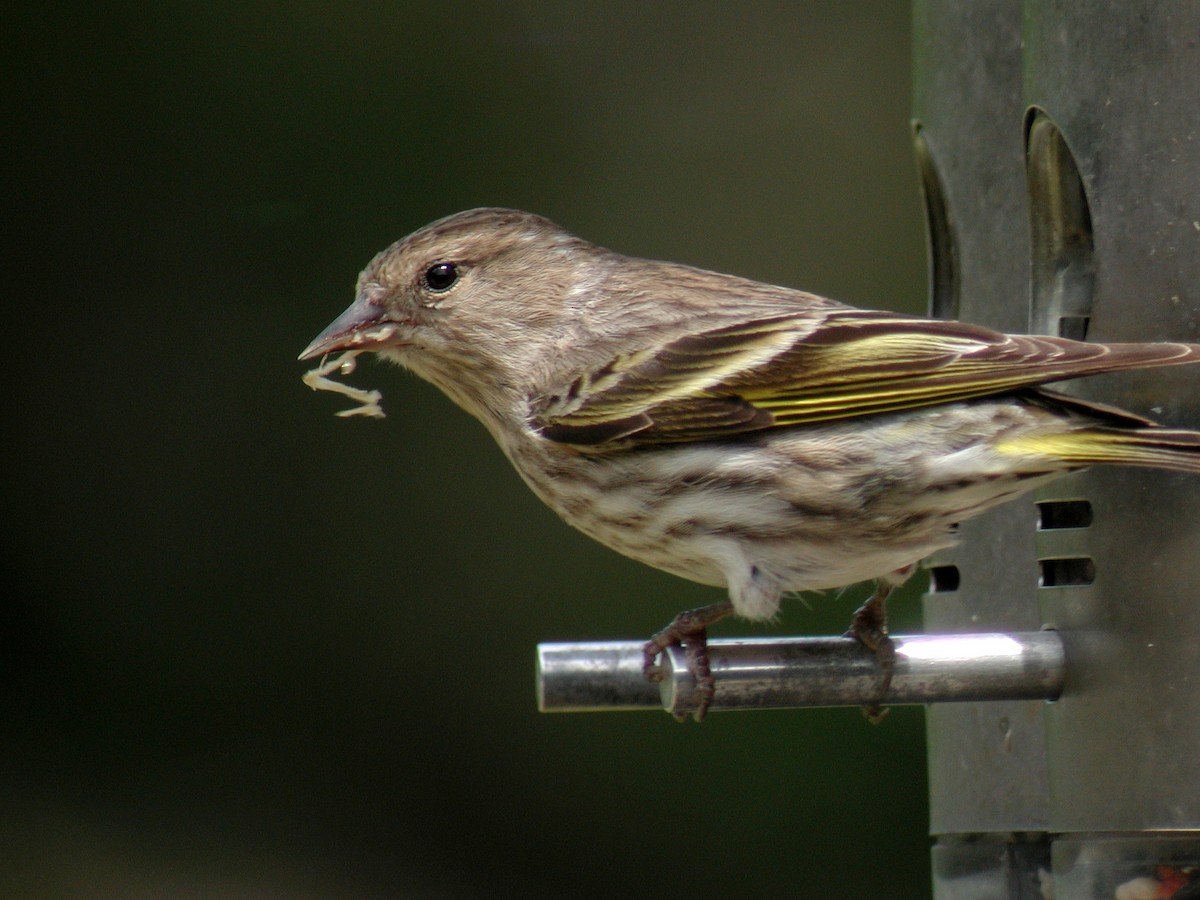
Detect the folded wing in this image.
<box><xmin>533</xmin><ymin>310</ymin><xmax>1200</xmax><ymax>447</ymax></box>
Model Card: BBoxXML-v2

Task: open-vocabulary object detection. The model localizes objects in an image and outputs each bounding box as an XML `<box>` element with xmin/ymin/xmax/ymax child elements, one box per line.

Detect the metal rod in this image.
<box><xmin>537</xmin><ymin>631</ymin><xmax>1065</xmax><ymax>716</ymax></box>
<box><xmin>537</xmin><ymin>641</ymin><xmax>662</xmax><ymax>712</ymax></box>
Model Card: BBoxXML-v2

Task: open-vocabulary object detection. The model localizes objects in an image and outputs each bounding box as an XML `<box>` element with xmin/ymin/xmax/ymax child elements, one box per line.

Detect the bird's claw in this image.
<box><xmin>643</xmin><ymin>601</ymin><xmax>733</xmax><ymax>722</ymax></box>
<box><xmin>846</xmin><ymin>586</ymin><xmax>897</xmax><ymax>723</ymax></box>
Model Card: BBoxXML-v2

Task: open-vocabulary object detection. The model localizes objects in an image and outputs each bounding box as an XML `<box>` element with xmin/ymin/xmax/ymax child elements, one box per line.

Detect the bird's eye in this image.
<box><xmin>423</xmin><ymin>262</ymin><xmax>459</xmax><ymax>292</ymax></box>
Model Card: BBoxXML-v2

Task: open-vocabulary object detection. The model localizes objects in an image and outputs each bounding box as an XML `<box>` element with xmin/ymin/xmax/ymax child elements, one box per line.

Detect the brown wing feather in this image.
<box><xmin>534</xmin><ymin>309</ymin><xmax>1200</xmax><ymax>447</ymax></box>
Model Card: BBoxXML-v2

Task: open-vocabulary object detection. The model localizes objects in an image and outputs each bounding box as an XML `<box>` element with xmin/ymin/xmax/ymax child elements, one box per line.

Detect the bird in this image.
<box><xmin>300</xmin><ymin>207</ymin><xmax>1200</xmax><ymax>720</ymax></box>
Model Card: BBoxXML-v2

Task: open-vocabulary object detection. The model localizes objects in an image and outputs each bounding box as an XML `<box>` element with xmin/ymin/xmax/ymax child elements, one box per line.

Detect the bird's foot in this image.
<box><xmin>642</xmin><ymin>601</ymin><xmax>733</xmax><ymax>722</ymax></box>
<box><xmin>845</xmin><ymin>585</ymin><xmax>896</xmax><ymax>723</ymax></box>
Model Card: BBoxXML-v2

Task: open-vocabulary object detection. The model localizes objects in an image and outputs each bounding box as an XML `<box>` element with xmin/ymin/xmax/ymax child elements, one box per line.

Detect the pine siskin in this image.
<box><xmin>301</xmin><ymin>208</ymin><xmax>1200</xmax><ymax>720</ymax></box>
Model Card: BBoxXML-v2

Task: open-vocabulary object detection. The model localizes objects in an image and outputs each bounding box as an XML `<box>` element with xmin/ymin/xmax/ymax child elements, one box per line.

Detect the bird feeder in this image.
<box><xmin>537</xmin><ymin>4</ymin><xmax>1200</xmax><ymax>895</ymax></box>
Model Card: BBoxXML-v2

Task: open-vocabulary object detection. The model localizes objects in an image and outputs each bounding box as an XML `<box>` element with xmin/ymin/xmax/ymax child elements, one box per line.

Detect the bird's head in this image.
<box><xmin>300</xmin><ymin>208</ymin><xmax>605</xmax><ymax>422</ymax></box>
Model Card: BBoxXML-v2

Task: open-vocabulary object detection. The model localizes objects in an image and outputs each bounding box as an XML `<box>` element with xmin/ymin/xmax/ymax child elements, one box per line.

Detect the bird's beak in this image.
<box><xmin>298</xmin><ymin>296</ymin><xmax>400</xmax><ymax>361</ymax></box>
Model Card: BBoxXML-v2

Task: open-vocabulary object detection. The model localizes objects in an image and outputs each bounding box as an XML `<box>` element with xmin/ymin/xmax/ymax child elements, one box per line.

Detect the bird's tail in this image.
<box><xmin>1001</xmin><ymin>426</ymin><xmax>1200</xmax><ymax>474</ymax></box>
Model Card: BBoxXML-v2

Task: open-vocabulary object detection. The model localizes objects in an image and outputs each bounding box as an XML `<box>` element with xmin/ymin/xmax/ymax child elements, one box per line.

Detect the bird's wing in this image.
<box><xmin>532</xmin><ymin>310</ymin><xmax>1199</xmax><ymax>447</ymax></box>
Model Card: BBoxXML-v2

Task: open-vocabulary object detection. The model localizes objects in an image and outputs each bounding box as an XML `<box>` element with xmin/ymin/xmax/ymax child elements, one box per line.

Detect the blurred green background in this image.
<box><xmin>3</xmin><ymin>2</ymin><xmax>930</xmax><ymax>896</ymax></box>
